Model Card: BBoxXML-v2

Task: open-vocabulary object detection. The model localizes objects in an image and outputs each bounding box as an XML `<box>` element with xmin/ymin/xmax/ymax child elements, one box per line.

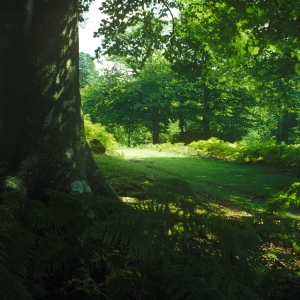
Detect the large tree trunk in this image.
<box><xmin>0</xmin><ymin>0</ymin><xmax>116</xmax><ymax>198</ymax></box>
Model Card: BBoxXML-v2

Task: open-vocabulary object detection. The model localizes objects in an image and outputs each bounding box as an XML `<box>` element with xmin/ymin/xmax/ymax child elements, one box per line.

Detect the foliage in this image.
<box><xmin>1</xmin><ymin>155</ymin><xmax>299</xmax><ymax>299</ymax></box>
<box><xmin>87</xmin><ymin>0</ymin><xmax>300</xmax><ymax>146</ymax></box>
<box><xmin>268</xmin><ymin>182</ymin><xmax>300</xmax><ymax>211</ymax></box>
<box><xmin>82</xmin><ymin>57</ymin><xmax>177</xmax><ymax>145</ymax></box>
<box><xmin>94</xmin><ymin>0</ymin><xmax>178</xmax><ymax>71</ymax></box>
<box><xmin>177</xmin><ymin>0</ymin><xmax>300</xmax><ymax>72</ymax></box>
<box><xmin>85</xmin><ymin>187</ymin><xmax>270</xmax><ymax>300</ymax></box>
<box><xmin>189</xmin><ymin>137</ymin><xmax>240</xmax><ymax>160</ymax></box>
<box><xmin>160</xmin><ymin>119</ymin><xmax>181</xmax><ymax>142</ymax></box>
<box><xmin>188</xmin><ymin>137</ymin><xmax>300</xmax><ymax>172</ymax></box>
<box><xmin>79</xmin><ymin>52</ymin><xmax>98</xmax><ymax>88</ymax></box>
<box><xmin>84</xmin><ymin>115</ymin><xmax>118</xmax><ymax>150</ymax></box>
<box><xmin>0</xmin><ymin>190</ymin><xmax>107</xmax><ymax>300</ymax></box>
<box><xmin>82</xmin><ymin>56</ymin><xmax>260</xmax><ymax>145</ymax></box>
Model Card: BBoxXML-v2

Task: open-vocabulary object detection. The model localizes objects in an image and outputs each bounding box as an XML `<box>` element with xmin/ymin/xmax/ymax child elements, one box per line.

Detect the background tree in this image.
<box><xmin>248</xmin><ymin>52</ymin><xmax>300</xmax><ymax>143</ymax></box>
<box><xmin>94</xmin><ymin>0</ymin><xmax>178</xmax><ymax>71</ymax></box>
<box><xmin>82</xmin><ymin>62</ymin><xmax>142</xmax><ymax>146</ymax></box>
<box><xmin>177</xmin><ymin>0</ymin><xmax>300</xmax><ymax>72</ymax></box>
<box><xmin>82</xmin><ymin>57</ymin><xmax>176</xmax><ymax>145</ymax></box>
<box><xmin>79</xmin><ymin>52</ymin><xmax>98</xmax><ymax>88</ymax></box>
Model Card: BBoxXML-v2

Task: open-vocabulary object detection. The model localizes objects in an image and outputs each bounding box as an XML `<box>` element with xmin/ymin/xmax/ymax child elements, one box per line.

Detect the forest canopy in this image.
<box><xmin>80</xmin><ymin>0</ymin><xmax>300</xmax><ymax>146</ymax></box>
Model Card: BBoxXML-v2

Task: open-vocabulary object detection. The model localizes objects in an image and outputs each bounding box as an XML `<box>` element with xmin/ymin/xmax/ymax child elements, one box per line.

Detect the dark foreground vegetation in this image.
<box><xmin>1</xmin><ymin>144</ymin><xmax>299</xmax><ymax>299</ymax></box>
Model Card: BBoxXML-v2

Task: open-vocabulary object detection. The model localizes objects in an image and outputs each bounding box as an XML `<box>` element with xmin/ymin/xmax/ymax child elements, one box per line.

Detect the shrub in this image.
<box><xmin>188</xmin><ymin>137</ymin><xmax>240</xmax><ymax>160</ymax></box>
<box><xmin>84</xmin><ymin>115</ymin><xmax>118</xmax><ymax>151</ymax></box>
<box><xmin>188</xmin><ymin>137</ymin><xmax>300</xmax><ymax>171</ymax></box>
<box><xmin>267</xmin><ymin>182</ymin><xmax>300</xmax><ymax>210</ymax></box>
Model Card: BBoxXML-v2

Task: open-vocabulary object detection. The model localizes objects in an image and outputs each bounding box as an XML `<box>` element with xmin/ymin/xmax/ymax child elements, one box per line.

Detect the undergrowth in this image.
<box><xmin>84</xmin><ymin>114</ymin><xmax>118</xmax><ymax>150</ymax></box>
<box><xmin>0</xmin><ymin>181</ymin><xmax>300</xmax><ymax>299</ymax></box>
<box><xmin>135</xmin><ymin>138</ymin><xmax>300</xmax><ymax>173</ymax></box>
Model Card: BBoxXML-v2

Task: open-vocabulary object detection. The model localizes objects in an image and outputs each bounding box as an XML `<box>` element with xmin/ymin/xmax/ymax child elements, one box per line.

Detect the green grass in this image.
<box><xmin>93</xmin><ymin>148</ymin><xmax>300</xmax><ymax>299</ymax></box>
<box><xmin>96</xmin><ymin>148</ymin><xmax>299</xmax><ymax>216</ymax></box>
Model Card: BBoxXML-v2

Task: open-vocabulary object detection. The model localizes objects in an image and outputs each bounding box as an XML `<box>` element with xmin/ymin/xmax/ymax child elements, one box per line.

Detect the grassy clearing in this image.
<box><xmin>93</xmin><ymin>148</ymin><xmax>300</xmax><ymax>299</ymax></box>
<box><xmin>102</xmin><ymin>148</ymin><xmax>299</xmax><ymax>216</ymax></box>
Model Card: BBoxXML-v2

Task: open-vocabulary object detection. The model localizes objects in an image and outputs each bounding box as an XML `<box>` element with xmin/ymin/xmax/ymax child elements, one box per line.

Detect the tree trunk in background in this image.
<box><xmin>152</xmin><ymin>119</ymin><xmax>160</xmax><ymax>144</ymax></box>
<box><xmin>202</xmin><ymin>87</ymin><xmax>211</xmax><ymax>140</ymax></box>
<box><xmin>179</xmin><ymin>113</ymin><xmax>185</xmax><ymax>141</ymax></box>
<box><xmin>0</xmin><ymin>0</ymin><xmax>116</xmax><ymax>198</ymax></box>
<box><xmin>127</xmin><ymin>131</ymin><xmax>131</xmax><ymax>148</ymax></box>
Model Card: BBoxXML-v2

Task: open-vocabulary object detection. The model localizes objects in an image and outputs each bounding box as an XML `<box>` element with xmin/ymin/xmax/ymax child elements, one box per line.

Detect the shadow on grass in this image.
<box><xmin>93</xmin><ymin>153</ymin><xmax>300</xmax><ymax>298</ymax></box>
<box><xmin>95</xmin><ymin>152</ymin><xmax>299</xmax><ymax>216</ymax></box>
<box><xmin>98</xmin><ymin>174</ymin><xmax>300</xmax><ymax>299</ymax></box>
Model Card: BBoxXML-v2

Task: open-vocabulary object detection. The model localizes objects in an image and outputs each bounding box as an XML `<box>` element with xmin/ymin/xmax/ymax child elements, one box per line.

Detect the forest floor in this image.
<box><xmin>102</xmin><ymin>148</ymin><xmax>299</xmax><ymax>219</ymax></box>
<box><xmin>94</xmin><ymin>147</ymin><xmax>300</xmax><ymax>299</ymax></box>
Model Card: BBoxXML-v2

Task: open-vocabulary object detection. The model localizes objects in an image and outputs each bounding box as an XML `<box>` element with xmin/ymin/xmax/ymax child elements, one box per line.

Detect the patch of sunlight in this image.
<box><xmin>68</xmin><ymin>27</ymin><xmax>74</xmax><ymax>38</ymax></box>
<box><xmin>63</xmin><ymin>99</ymin><xmax>76</xmax><ymax>108</ymax></box>
<box><xmin>57</xmin><ymin>113</ymin><xmax>62</xmax><ymax>123</ymax></box>
<box><xmin>56</xmin><ymin>74</ymin><xmax>61</xmax><ymax>84</ymax></box>
<box><xmin>65</xmin><ymin>149</ymin><xmax>74</xmax><ymax>159</ymax></box>
<box><xmin>54</xmin><ymin>87</ymin><xmax>65</xmax><ymax>100</ymax></box>
<box><xmin>208</xmin><ymin>202</ymin><xmax>253</xmax><ymax>218</ymax></box>
<box><xmin>66</xmin><ymin>59</ymin><xmax>72</xmax><ymax>68</ymax></box>
<box><xmin>228</xmin><ymin>195</ymin><xmax>242</xmax><ymax>201</ymax></box>
<box><xmin>278</xmin><ymin>210</ymin><xmax>300</xmax><ymax>220</ymax></box>
<box><xmin>121</xmin><ymin>197</ymin><xmax>140</xmax><ymax>203</ymax></box>
<box><xmin>62</xmin><ymin>26</ymin><xmax>68</xmax><ymax>36</ymax></box>
<box><xmin>61</xmin><ymin>45</ymin><xmax>68</xmax><ymax>56</ymax></box>
<box><xmin>44</xmin><ymin>108</ymin><xmax>55</xmax><ymax>127</ymax></box>
<box><xmin>116</xmin><ymin>148</ymin><xmax>185</xmax><ymax>159</ymax></box>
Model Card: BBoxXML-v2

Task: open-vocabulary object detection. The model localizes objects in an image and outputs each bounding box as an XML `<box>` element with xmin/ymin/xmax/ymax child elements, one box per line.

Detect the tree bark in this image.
<box><xmin>0</xmin><ymin>0</ymin><xmax>117</xmax><ymax>199</ymax></box>
<box><xmin>152</xmin><ymin>118</ymin><xmax>160</xmax><ymax>144</ymax></box>
<box><xmin>202</xmin><ymin>86</ymin><xmax>211</xmax><ymax>140</ymax></box>
<box><xmin>178</xmin><ymin>112</ymin><xmax>185</xmax><ymax>141</ymax></box>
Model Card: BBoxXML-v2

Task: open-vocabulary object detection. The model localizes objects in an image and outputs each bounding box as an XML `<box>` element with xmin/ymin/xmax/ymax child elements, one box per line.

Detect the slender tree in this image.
<box><xmin>0</xmin><ymin>0</ymin><xmax>116</xmax><ymax>198</ymax></box>
<box><xmin>79</xmin><ymin>52</ymin><xmax>98</xmax><ymax>88</ymax></box>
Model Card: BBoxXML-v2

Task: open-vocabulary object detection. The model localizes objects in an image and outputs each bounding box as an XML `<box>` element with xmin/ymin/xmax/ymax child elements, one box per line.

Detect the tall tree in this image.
<box><xmin>177</xmin><ymin>0</ymin><xmax>300</xmax><ymax>71</ymax></box>
<box><xmin>79</xmin><ymin>52</ymin><xmax>98</xmax><ymax>88</ymax></box>
<box><xmin>0</xmin><ymin>0</ymin><xmax>115</xmax><ymax>198</ymax></box>
<box><xmin>83</xmin><ymin>57</ymin><xmax>175</xmax><ymax>144</ymax></box>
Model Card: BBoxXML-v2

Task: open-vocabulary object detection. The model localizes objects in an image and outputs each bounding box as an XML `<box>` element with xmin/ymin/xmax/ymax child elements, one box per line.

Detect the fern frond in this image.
<box><xmin>35</xmin><ymin>229</ymin><xmax>68</xmax><ymax>273</ymax></box>
<box><xmin>0</xmin><ymin>264</ymin><xmax>32</xmax><ymax>300</ymax></box>
<box><xmin>5</xmin><ymin>232</ymin><xmax>36</xmax><ymax>280</ymax></box>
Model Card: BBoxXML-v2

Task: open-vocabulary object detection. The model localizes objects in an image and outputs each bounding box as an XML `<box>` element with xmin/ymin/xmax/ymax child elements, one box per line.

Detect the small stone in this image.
<box><xmin>71</xmin><ymin>180</ymin><xmax>93</xmax><ymax>194</ymax></box>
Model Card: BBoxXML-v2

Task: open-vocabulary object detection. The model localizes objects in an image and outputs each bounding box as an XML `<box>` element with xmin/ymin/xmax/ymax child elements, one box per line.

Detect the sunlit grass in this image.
<box><xmin>113</xmin><ymin>148</ymin><xmax>298</xmax><ymax>213</ymax></box>
<box><xmin>95</xmin><ymin>148</ymin><xmax>299</xmax><ymax>219</ymax></box>
<box><xmin>93</xmin><ymin>148</ymin><xmax>300</xmax><ymax>297</ymax></box>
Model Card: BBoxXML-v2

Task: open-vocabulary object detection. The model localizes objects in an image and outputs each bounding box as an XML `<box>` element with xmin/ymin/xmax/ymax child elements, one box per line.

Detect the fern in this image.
<box><xmin>5</xmin><ymin>232</ymin><xmax>36</xmax><ymax>279</ymax></box>
<box><xmin>0</xmin><ymin>264</ymin><xmax>32</xmax><ymax>300</ymax></box>
<box><xmin>0</xmin><ymin>190</ymin><xmax>109</xmax><ymax>299</ymax></box>
<box><xmin>84</xmin><ymin>190</ymin><xmax>282</xmax><ymax>299</ymax></box>
<box><xmin>0</xmin><ymin>184</ymin><xmax>298</xmax><ymax>299</ymax></box>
